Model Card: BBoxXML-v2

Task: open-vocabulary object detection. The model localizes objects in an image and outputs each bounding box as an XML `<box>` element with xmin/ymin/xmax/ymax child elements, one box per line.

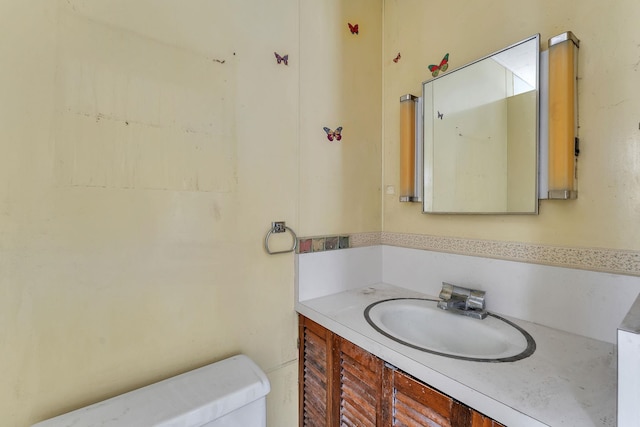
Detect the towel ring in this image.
<box><xmin>264</xmin><ymin>221</ymin><xmax>298</xmax><ymax>255</ymax></box>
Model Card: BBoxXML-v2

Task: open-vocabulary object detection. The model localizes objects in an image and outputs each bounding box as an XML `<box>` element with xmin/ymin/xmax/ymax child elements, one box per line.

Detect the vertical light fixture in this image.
<box><xmin>399</xmin><ymin>94</ymin><xmax>422</xmax><ymax>202</ymax></box>
<box><xmin>548</xmin><ymin>31</ymin><xmax>580</xmax><ymax>199</ymax></box>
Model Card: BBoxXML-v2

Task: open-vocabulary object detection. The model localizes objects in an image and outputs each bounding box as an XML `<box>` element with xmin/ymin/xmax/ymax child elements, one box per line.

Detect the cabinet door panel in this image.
<box><xmin>303</xmin><ymin>331</ymin><xmax>328</xmax><ymax>424</ymax></box>
<box><xmin>338</xmin><ymin>338</ymin><xmax>383</xmax><ymax>427</ymax></box>
<box><xmin>471</xmin><ymin>411</ymin><xmax>505</xmax><ymax>427</ymax></box>
<box><xmin>391</xmin><ymin>370</ymin><xmax>473</xmax><ymax>427</ymax></box>
<box><xmin>300</xmin><ymin>316</ymin><xmax>333</xmax><ymax>427</ymax></box>
<box><xmin>299</xmin><ymin>315</ymin><xmax>504</xmax><ymax>427</ymax></box>
<box><xmin>393</xmin><ymin>370</ymin><xmax>453</xmax><ymax>426</ymax></box>
<box><xmin>394</xmin><ymin>391</ymin><xmax>449</xmax><ymax>426</ymax></box>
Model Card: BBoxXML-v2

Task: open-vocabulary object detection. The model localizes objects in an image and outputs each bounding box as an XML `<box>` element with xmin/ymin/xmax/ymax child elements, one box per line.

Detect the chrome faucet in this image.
<box><xmin>437</xmin><ymin>282</ymin><xmax>488</xmax><ymax>319</ymax></box>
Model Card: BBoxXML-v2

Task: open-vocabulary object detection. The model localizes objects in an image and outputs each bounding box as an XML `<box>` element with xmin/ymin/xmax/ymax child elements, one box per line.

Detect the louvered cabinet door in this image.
<box><xmin>299</xmin><ymin>315</ymin><xmax>337</xmax><ymax>427</ymax></box>
<box><xmin>389</xmin><ymin>369</ymin><xmax>471</xmax><ymax>427</ymax></box>
<box><xmin>299</xmin><ymin>315</ymin><xmax>505</xmax><ymax>427</ymax></box>
<box><xmin>470</xmin><ymin>411</ymin><xmax>505</xmax><ymax>427</ymax></box>
<box><xmin>336</xmin><ymin>337</ymin><xmax>386</xmax><ymax>427</ymax></box>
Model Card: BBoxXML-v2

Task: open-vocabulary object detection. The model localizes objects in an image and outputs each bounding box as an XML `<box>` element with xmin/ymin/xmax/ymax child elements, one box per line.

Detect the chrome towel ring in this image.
<box><xmin>264</xmin><ymin>221</ymin><xmax>298</xmax><ymax>255</ymax></box>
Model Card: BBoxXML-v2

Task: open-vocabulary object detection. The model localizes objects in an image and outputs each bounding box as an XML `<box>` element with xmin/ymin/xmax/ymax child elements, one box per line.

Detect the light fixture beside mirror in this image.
<box><xmin>398</xmin><ymin>32</ymin><xmax>580</xmax><ymax>213</ymax></box>
<box><xmin>399</xmin><ymin>94</ymin><xmax>423</xmax><ymax>202</ymax></box>
<box><xmin>548</xmin><ymin>31</ymin><xmax>580</xmax><ymax>200</ymax></box>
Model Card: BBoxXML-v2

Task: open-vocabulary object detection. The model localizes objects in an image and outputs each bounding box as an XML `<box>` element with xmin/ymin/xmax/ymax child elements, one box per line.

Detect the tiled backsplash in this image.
<box><xmin>297</xmin><ymin>245</ymin><xmax>640</xmax><ymax>343</ymax></box>
<box><xmin>301</xmin><ymin>231</ymin><xmax>640</xmax><ymax>276</ymax></box>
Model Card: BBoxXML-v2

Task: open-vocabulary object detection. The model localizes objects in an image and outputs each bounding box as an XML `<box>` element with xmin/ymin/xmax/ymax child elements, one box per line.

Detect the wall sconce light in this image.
<box><xmin>399</xmin><ymin>94</ymin><xmax>423</xmax><ymax>202</ymax></box>
<box><xmin>548</xmin><ymin>31</ymin><xmax>580</xmax><ymax>199</ymax></box>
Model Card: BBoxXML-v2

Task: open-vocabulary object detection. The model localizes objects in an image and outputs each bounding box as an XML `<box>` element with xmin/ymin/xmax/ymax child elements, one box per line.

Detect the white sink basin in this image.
<box><xmin>364</xmin><ymin>298</ymin><xmax>535</xmax><ymax>362</ymax></box>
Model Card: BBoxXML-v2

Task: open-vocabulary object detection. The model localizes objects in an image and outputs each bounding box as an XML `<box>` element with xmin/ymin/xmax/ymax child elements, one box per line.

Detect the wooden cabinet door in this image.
<box><xmin>470</xmin><ymin>412</ymin><xmax>505</xmax><ymax>427</ymax></box>
<box><xmin>299</xmin><ymin>315</ymin><xmax>505</xmax><ymax>427</ymax></box>
<box><xmin>336</xmin><ymin>336</ymin><xmax>386</xmax><ymax>427</ymax></box>
<box><xmin>299</xmin><ymin>315</ymin><xmax>337</xmax><ymax>427</ymax></box>
<box><xmin>387</xmin><ymin>369</ymin><xmax>471</xmax><ymax>427</ymax></box>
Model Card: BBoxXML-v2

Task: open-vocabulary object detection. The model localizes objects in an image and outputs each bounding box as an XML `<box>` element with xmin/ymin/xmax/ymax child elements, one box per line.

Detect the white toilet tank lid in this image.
<box><xmin>32</xmin><ymin>354</ymin><xmax>270</xmax><ymax>427</ymax></box>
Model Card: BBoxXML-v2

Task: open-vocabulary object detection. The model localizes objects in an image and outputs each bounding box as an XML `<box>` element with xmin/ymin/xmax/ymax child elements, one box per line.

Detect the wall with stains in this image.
<box><xmin>1</xmin><ymin>0</ymin><xmax>306</xmax><ymax>425</ymax></box>
<box><xmin>5</xmin><ymin>0</ymin><xmax>638</xmax><ymax>425</ymax></box>
<box><xmin>383</xmin><ymin>0</ymin><xmax>640</xmax><ymax>252</ymax></box>
<box><xmin>299</xmin><ymin>1</ymin><xmax>382</xmax><ymax>236</ymax></box>
<box><xmin>1</xmin><ymin>0</ymin><xmax>384</xmax><ymax>424</ymax></box>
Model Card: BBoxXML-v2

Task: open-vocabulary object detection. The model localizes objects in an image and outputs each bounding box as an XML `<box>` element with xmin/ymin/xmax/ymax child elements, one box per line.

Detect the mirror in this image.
<box><xmin>422</xmin><ymin>35</ymin><xmax>539</xmax><ymax>214</ymax></box>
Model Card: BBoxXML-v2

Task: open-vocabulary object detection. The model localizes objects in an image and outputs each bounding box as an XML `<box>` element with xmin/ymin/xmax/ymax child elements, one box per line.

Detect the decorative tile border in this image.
<box><xmin>346</xmin><ymin>231</ymin><xmax>640</xmax><ymax>277</ymax></box>
<box><xmin>348</xmin><ymin>232</ymin><xmax>382</xmax><ymax>247</ymax></box>
<box><xmin>298</xmin><ymin>235</ymin><xmax>351</xmax><ymax>253</ymax></box>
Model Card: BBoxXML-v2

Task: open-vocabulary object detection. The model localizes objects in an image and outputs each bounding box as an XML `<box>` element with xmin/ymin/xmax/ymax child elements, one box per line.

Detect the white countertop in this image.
<box><xmin>296</xmin><ymin>283</ymin><xmax>616</xmax><ymax>427</ymax></box>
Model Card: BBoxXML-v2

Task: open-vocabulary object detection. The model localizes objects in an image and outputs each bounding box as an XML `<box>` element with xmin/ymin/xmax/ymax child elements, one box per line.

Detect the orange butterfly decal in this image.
<box><xmin>393</xmin><ymin>52</ymin><xmax>401</xmax><ymax>63</ymax></box>
<box><xmin>348</xmin><ymin>23</ymin><xmax>359</xmax><ymax>34</ymax></box>
<box><xmin>428</xmin><ymin>53</ymin><xmax>449</xmax><ymax>77</ymax></box>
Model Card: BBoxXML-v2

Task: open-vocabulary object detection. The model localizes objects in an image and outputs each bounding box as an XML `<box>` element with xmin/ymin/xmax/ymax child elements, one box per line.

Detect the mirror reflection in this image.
<box><xmin>423</xmin><ymin>35</ymin><xmax>539</xmax><ymax>214</ymax></box>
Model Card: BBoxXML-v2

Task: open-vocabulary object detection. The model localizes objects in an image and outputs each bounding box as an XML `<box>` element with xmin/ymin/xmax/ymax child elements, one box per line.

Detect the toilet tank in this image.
<box><xmin>32</xmin><ymin>354</ymin><xmax>270</xmax><ymax>427</ymax></box>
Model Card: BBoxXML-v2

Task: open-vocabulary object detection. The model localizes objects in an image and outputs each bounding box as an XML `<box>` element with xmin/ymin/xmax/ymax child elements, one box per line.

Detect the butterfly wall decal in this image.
<box><xmin>348</xmin><ymin>23</ymin><xmax>359</xmax><ymax>34</ymax></box>
<box><xmin>393</xmin><ymin>52</ymin><xmax>401</xmax><ymax>63</ymax></box>
<box><xmin>274</xmin><ymin>52</ymin><xmax>288</xmax><ymax>65</ymax></box>
<box><xmin>323</xmin><ymin>126</ymin><xmax>343</xmax><ymax>142</ymax></box>
<box><xmin>428</xmin><ymin>53</ymin><xmax>449</xmax><ymax>77</ymax></box>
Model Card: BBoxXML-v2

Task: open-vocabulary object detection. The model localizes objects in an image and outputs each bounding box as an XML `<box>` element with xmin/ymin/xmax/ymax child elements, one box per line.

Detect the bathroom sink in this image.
<box><xmin>364</xmin><ymin>298</ymin><xmax>535</xmax><ymax>362</ymax></box>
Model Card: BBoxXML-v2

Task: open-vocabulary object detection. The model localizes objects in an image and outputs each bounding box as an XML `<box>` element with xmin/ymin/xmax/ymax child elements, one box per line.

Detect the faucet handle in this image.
<box><xmin>466</xmin><ymin>289</ymin><xmax>486</xmax><ymax>310</ymax></box>
<box><xmin>439</xmin><ymin>282</ymin><xmax>486</xmax><ymax>310</ymax></box>
<box><xmin>438</xmin><ymin>282</ymin><xmax>455</xmax><ymax>301</ymax></box>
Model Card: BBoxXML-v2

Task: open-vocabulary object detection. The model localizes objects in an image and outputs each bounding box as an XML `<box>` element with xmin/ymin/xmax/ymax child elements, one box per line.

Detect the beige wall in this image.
<box><xmin>2</xmin><ymin>0</ymin><xmax>383</xmax><ymax>425</ymax></box>
<box><xmin>384</xmin><ymin>0</ymin><xmax>640</xmax><ymax>251</ymax></box>
<box><xmin>5</xmin><ymin>0</ymin><xmax>637</xmax><ymax>425</ymax></box>
<box><xmin>1</xmin><ymin>0</ymin><xmax>307</xmax><ymax>425</ymax></box>
<box><xmin>300</xmin><ymin>0</ymin><xmax>382</xmax><ymax>236</ymax></box>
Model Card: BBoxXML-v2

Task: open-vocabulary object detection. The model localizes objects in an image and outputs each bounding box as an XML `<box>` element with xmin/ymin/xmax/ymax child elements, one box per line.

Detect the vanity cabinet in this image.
<box><xmin>299</xmin><ymin>315</ymin><xmax>504</xmax><ymax>427</ymax></box>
